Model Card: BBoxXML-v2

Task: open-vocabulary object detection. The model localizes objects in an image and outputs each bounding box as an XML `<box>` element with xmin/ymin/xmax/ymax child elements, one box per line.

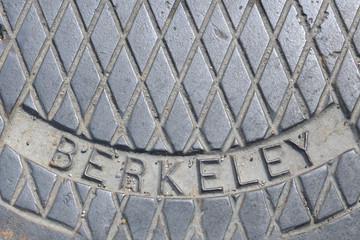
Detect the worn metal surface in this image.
<box><xmin>1</xmin><ymin>0</ymin><xmax>360</xmax><ymax>239</ymax></box>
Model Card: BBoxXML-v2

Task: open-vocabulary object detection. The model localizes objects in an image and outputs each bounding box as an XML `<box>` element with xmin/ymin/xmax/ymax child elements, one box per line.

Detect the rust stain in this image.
<box><xmin>0</xmin><ymin>229</ymin><xmax>26</xmax><ymax>240</ymax></box>
<box><xmin>0</xmin><ymin>229</ymin><xmax>13</xmax><ymax>240</ymax></box>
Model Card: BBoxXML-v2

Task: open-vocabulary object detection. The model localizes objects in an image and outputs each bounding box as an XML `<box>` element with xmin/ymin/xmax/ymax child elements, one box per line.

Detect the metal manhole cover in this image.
<box><xmin>1</xmin><ymin>0</ymin><xmax>360</xmax><ymax>239</ymax></box>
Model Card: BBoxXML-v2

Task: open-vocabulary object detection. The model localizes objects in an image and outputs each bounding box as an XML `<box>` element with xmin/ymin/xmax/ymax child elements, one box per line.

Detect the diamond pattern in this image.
<box><xmin>38</xmin><ymin>0</ymin><xmax>62</xmax><ymax>27</ymax></box>
<box><xmin>127</xmin><ymin>4</ymin><xmax>157</xmax><ymax>71</ymax></box>
<box><xmin>315</xmin><ymin>5</ymin><xmax>344</xmax><ymax>73</ymax></box>
<box><xmin>146</xmin><ymin>48</ymin><xmax>175</xmax><ymax>115</ymax></box>
<box><xmin>280</xmin><ymin>94</ymin><xmax>305</xmax><ymax>130</ymax></box>
<box><xmin>89</xmin><ymin>90</ymin><xmax>118</xmax><ymax>142</ymax></box>
<box><xmin>241</xmin><ymin>94</ymin><xmax>268</xmax><ymax>142</ymax></box>
<box><xmin>0</xmin><ymin>49</ymin><xmax>25</xmax><ymax>113</ymax></box>
<box><xmin>221</xmin><ymin>48</ymin><xmax>251</xmax><ymax>117</ymax></box>
<box><xmin>4</xmin><ymin>2</ymin><xmax>360</xmax><ymax>238</ymax></box>
<box><xmin>53</xmin><ymin>92</ymin><xmax>79</xmax><ymax>131</ymax></box>
<box><xmin>278</xmin><ymin>5</ymin><xmax>306</xmax><ymax>72</ymax></box>
<box><xmin>183</xmin><ymin>48</ymin><xmax>213</xmax><ymax>118</ymax></box>
<box><xmin>297</xmin><ymin>49</ymin><xmax>326</xmax><ymax>115</ymax></box>
<box><xmin>202</xmin><ymin>4</ymin><xmax>231</xmax><ymax>72</ymax></box>
<box><xmin>127</xmin><ymin>93</ymin><xmax>155</xmax><ymax>149</ymax></box>
<box><xmin>149</xmin><ymin>0</ymin><xmax>175</xmax><ymax>29</ymax></box>
<box><xmin>2</xmin><ymin>0</ymin><xmax>359</xmax><ymax>155</ymax></box>
<box><xmin>259</xmin><ymin>49</ymin><xmax>288</xmax><ymax>117</ymax></box>
<box><xmin>335</xmin><ymin>0</ymin><xmax>360</xmax><ymax>29</ymax></box>
<box><xmin>202</xmin><ymin>92</ymin><xmax>231</xmax><ymax>149</ymax></box>
<box><xmin>164</xmin><ymin>93</ymin><xmax>193</xmax><ymax>152</ymax></box>
<box><xmin>17</xmin><ymin>4</ymin><xmax>45</xmax><ymax>71</ymax></box>
<box><xmin>53</xmin><ymin>4</ymin><xmax>83</xmax><ymax>73</ymax></box>
<box><xmin>261</xmin><ymin>0</ymin><xmax>286</xmax><ymax>28</ymax></box>
<box><xmin>335</xmin><ymin>50</ymin><xmax>360</xmax><ymax>113</ymax></box>
<box><xmin>186</xmin><ymin>0</ymin><xmax>212</xmax><ymax>29</ymax></box>
<box><xmin>91</xmin><ymin>4</ymin><xmax>120</xmax><ymax>69</ymax></box>
<box><xmin>112</xmin><ymin>0</ymin><xmax>137</xmax><ymax>29</ymax></box>
<box><xmin>34</xmin><ymin>48</ymin><xmax>63</xmax><ymax>113</ymax></box>
<box><xmin>71</xmin><ymin>47</ymin><xmax>100</xmax><ymax>115</ymax></box>
<box><xmin>223</xmin><ymin>0</ymin><xmax>248</xmax><ymax>28</ymax></box>
<box><xmin>240</xmin><ymin>5</ymin><xmax>269</xmax><ymax>72</ymax></box>
<box><xmin>2</xmin><ymin>151</ymin><xmax>358</xmax><ymax>240</ymax></box>
<box><xmin>75</xmin><ymin>0</ymin><xmax>100</xmax><ymax>28</ymax></box>
<box><xmin>165</xmin><ymin>3</ymin><xmax>195</xmax><ymax>72</ymax></box>
<box><xmin>299</xmin><ymin>0</ymin><xmax>322</xmax><ymax>26</ymax></box>
<box><xmin>108</xmin><ymin>47</ymin><xmax>138</xmax><ymax>116</ymax></box>
<box><xmin>2</xmin><ymin>0</ymin><xmax>26</xmax><ymax>29</ymax></box>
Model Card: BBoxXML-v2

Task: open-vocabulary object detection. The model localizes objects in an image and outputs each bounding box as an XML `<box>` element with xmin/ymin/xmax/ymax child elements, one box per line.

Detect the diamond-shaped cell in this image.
<box><xmin>261</xmin><ymin>0</ymin><xmax>286</xmax><ymax>28</ymax></box>
<box><xmin>336</xmin><ymin>50</ymin><xmax>360</xmax><ymax>113</ymax></box>
<box><xmin>183</xmin><ymin>48</ymin><xmax>213</xmax><ymax>118</ymax></box>
<box><xmin>279</xmin><ymin>181</ymin><xmax>310</xmax><ymax>231</ymax></box>
<box><xmin>34</xmin><ymin>48</ymin><xmax>63</xmax><ymax>113</ymax></box>
<box><xmin>259</xmin><ymin>49</ymin><xmax>288</xmax><ymax>117</ymax></box>
<box><xmin>221</xmin><ymin>48</ymin><xmax>251</xmax><ymax>117</ymax></box>
<box><xmin>317</xmin><ymin>184</ymin><xmax>343</xmax><ymax>220</ymax></box>
<box><xmin>112</xmin><ymin>0</ymin><xmax>137</xmax><ymax>29</ymax></box>
<box><xmin>123</xmin><ymin>196</ymin><xmax>156</xmax><ymax>240</ymax></box>
<box><xmin>299</xmin><ymin>0</ymin><xmax>322</xmax><ymax>26</ymax></box>
<box><xmin>335</xmin><ymin>0</ymin><xmax>360</xmax><ymax>29</ymax></box>
<box><xmin>240</xmin><ymin>5</ymin><xmax>269</xmax><ymax>73</ymax></box>
<box><xmin>89</xmin><ymin>90</ymin><xmax>118</xmax><ymax>142</ymax></box>
<box><xmin>202</xmin><ymin>4</ymin><xmax>231</xmax><ymax>72</ymax></box>
<box><xmin>315</xmin><ymin>5</ymin><xmax>344</xmax><ymax>73</ymax></box>
<box><xmin>127</xmin><ymin>4</ymin><xmax>157</xmax><ymax>71</ymax></box>
<box><xmin>0</xmin><ymin>48</ymin><xmax>25</xmax><ymax>113</ymax></box>
<box><xmin>54</xmin><ymin>4</ymin><xmax>83</xmax><ymax>73</ymax></box>
<box><xmin>146</xmin><ymin>48</ymin><xmax>175</xmax><ymax>114</ymax></box>
<box><xmin>15</xmin><ymin>182</ymin><xmax>38</xmax><ymax>213</ymax></box>
<box><xmin>87</xmin><ymin>189</ymin><xmax>117</xmax><ymax>240</ymax></box>
<box><xmin>127</xmin><ymin>93</ymin><xmax>155</xmax><ymax>149</ymax></box>
<box><xmin>185</xmin><ymin>0</ymin><xmax>212</xmax><ymax>29</ymax></box>
<box><xmin>335</xmin><ymin>150</ymin><xmax>360</xmax><ymax>206</ymax></box>
<box><xmin>297</xmin><ymin>48</ymin><xmax>326</xmax><ymax>115</ymax></box>
<box><xmin>241</xmin><ymin>93</ymin><xmax>268</xmax><ymax>142</ymax></box>
<box><xmin>53</xmin><ymin>92</ymin><xmax>79</xmax><ymax>131</ymax></box>
<box><xmin>108</xmin><ymin>47</ymin><xmax>138</xmax><ymax>116</ymax></box>
<box><xmin>91</xmin><ymin>4</ymin><xmax>120</xmax><ymax>69</ymax></box>
<box><xmin>149</xmin><ymin>0</ymin><xmax>175</xmax><ymax>29</ymax></box>
<box><xmin>163</xmin><ymin>199</ymin><xmax>194</xmax><ymax>240</ymax></box>
<box><xmin>17</xmin><ymin>4</ymin><xmax>46</xmax><ymax>72</ymax></box>
<box><xmin>240</xmin><ymin>191</ymin><xmax>270</xmax><ymax>240</ymax></box>
<box><xmin>0</xmin><ymin>146</ymin><xmax>23</xmax><ymax>202</ymax></box>
<box><xmin>280</xmin><ymin>94</ymin><xmax>305</xmax><ymax>130</ymax></box>
<box><xmin>152</xmin><ymin>137</ymin><xmax>167</xmax><ymax>151</ymax></box>
<box><xmin>278</xmin><ymin>5</ymin><xmax>306</xmax><ymax>72</ymax></box>
<box><xmin>75</xmin><ymin>0</ymin><xmax>100</xmax><ymax>28</ymax></box>
<box><xmin>39</xmin><ymin>0</ymin><xmax>62</xmax><ymax>27</ymax></box>
<box><xmin>71</xmin><ymin>47</ymin><xmax>100</xmax><ymax>115</ymax></box>
<box><xmin>2</xmin><ymin>0</ymin><xmax>26</xmax><ymax>29</ymax></box>
<box><xmin>47</xmin><ymin>181</ymin><xmax>79</xmax><ymax>228</ymax></box>
<box><xmin>223</xmin><ymin>0</ymin><xmax>248</xmax><ymax>28</ymax></box>
<box><xmin>202</xmin><ymin>92</ymin><xmax>231</xmax><ymax>149</ymax></box>
<box><xmin>165</xmin><ymin>3</ymin><xmax>195</xmax><ymax>72</ymax></box>
<box><xmin>164</xmin><ymin>93</ymin><xmax>193</xmax><ymax>152</ymax></box>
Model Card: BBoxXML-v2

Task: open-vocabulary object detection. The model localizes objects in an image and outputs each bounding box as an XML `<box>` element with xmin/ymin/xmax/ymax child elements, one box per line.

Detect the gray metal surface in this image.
<box><xmin>1</xmin><ymin>0</ymin><xmax>360</xmax><ymax>239</ymax></box>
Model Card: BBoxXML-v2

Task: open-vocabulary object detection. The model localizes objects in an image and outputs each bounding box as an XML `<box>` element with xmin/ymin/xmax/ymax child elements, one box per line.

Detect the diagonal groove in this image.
<box><xmin>1</xmin><ymin>0</ymin><xmax>358</xmax><ymax>155</ymax></box>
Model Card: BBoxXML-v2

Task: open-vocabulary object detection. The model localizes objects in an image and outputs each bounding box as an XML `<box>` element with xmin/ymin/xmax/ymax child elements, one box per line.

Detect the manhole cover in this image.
<box><xmin>1</xmin><ymin>0</ymin><xmax>360</xmax><ymax>239</ymax></box>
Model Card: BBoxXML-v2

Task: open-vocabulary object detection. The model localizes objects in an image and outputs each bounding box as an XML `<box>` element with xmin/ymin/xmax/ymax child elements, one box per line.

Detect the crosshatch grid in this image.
<box><xmin>0</xmin><ymin>0</ymin><xmax>359</xmax><ymax>155</ymax></box>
